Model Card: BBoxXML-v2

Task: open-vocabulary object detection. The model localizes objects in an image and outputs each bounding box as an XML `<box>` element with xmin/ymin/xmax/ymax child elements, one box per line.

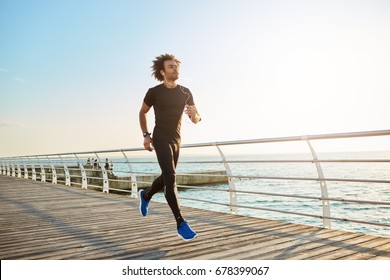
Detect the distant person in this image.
<box><xmin>86</xmin><ymin>158</ymin><xmax>92</xmax><ymax>168</ymax></box>
<box><xmin>138</xmin><ymin>54</ymin><xmax>201</xmax><ymax>241</ymax></box>
<box><xmin>93</xmin><ymin>159</ymin><xmax>99</xmax><ymax>169</ymax></box>
<box><xmin>104</xmin><ymin>158</ymin><xmax>113</xmax><ymax>174</ymax></box>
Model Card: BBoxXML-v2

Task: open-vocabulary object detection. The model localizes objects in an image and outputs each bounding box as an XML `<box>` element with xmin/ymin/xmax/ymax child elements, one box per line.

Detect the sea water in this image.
<box><xmin>114</xmin><ymin>151</ymin><xmax>390</xmax><ymax>238</ymax></box>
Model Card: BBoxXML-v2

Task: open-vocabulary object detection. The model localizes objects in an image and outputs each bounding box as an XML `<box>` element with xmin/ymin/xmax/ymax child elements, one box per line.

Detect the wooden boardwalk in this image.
<box><xmin>1</xmin><ymin>175</ymin><xmax>389</xmax><ymax>260</ymax></box>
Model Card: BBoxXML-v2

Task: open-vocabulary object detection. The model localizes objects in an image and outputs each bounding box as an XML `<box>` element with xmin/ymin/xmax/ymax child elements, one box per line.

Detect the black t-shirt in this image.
<box><xmin>144</xmin><ymin>84</ymin><xmax>195</xmax><ymax>143</ymax></box>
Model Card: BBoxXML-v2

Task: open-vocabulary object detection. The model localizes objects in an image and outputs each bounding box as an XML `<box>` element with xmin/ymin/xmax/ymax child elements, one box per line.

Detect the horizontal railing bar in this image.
<box><xmin>220</xmin><ymin>174</ymin><xmax>390</xmax><ymax>184</ymax></box>
<box><xmin>107</xmin><ymin>178</ymin><xmax>133</xmax><ymax>183</ymax></box>
<box><xmin>181</xmin><ymin>129</ymin><xmax>390</xmax><ymax>149</ymax></box>
<box><xmin>175</xmin><ymin>172</ymin><xmax>226</xmax><ymax>177</ymax></box>
<box><xmin>176</xmin><ymin>185</ymin><xmax>230</xmax><ymax>192</ymax></box>
<box><xmin>14</xmin><ymin>158</ymin><xmax>390</xmax><ymax>164</ymax></box>
<box><xmin>113</xmin><ymin>170</ymin><xmax>131</xmax><ymax>174</ymax></box>
<box><xmin>83</xmin><ymin>169</ymin><xmax>105</xmax><ymax>172</ymax></box>
<box><xmin>119</xmin><ymin>161</ymin><xmax>158</xmax><ymax>164</ymax></box>
<box><xmin>178</xmin><ymin>159</ymin><xmax>390</xmax><ymax>164</ymax></box>
<box><xmin>108</xmin><ymin>187</ymin><xmax>133</xmax><ymax>194</ymax></box>
<box><xmin>176</xmin><ymin>184</ymin><xmax>390</xmax><ymax>206</ymax></box>
<box><xmin>117</xmin><ymin>172</ymin><xmax>160</xmax><ymax>176</ymax></box>
<box><xmin>233</xmin><ymin>189</ymin><xmax>390</xmax><ymax>206</ymax></box>
<box><xmin>180</xmin><ymin>197</ymin><xmax>390</xmax><ymax>228</ymax></box>
<box><xmin>176</xmin><ymin>172</ymin><xmax>390</xmax><ymax>184</ymax></box>
<box><xmin>2</xmin><ymin>129</ymin><xmax>389</xmax><ymax>159</ymax></box>
<box><xmin>86</xmin><ymin>177</ymin><xmax>104</xmax><ymax>180</ymax></box>
<box><xmin>2</xmin><ymin>148</ymin><xmax>146</xmax><ymax>158</ymax></box>
<box><xmin>86</xmin><ymin>184</ymin><xmax>103</xmax><ymax>190</ymax></box>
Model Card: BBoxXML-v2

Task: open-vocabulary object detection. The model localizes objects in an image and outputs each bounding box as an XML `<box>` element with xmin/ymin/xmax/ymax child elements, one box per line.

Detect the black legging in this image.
<box><xmin>144</xmin><ymin>141</ymin><xmax>184</xmax><ymax>226</ymax></box>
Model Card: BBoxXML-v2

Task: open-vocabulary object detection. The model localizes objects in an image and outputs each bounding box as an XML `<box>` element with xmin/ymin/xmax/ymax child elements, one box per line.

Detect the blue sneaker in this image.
<box><xmin>177</xmin><ymin>221</ymin><xmax>197</xmax><ymax>241</ymax></box>
<box><xmin>138</xmin><ymin>189</ymin><xmax>149</xmax><ymax>217</ymax></box>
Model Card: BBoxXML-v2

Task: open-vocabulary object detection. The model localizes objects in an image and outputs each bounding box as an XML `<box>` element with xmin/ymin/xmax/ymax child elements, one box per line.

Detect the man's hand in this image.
<box><xmin>185</xmin><ymin>105</ymin><xmax>196</xmax><ymax>118</ymax></box>
<box><xmin>143</xmin><ymin>135</ymin><xmax>153</xmax><ymax>152</ymax></box>
<box><xmin>185</xmin><ymin>105</ymin><xmax>201</xmax><ymax>124</ymax></box>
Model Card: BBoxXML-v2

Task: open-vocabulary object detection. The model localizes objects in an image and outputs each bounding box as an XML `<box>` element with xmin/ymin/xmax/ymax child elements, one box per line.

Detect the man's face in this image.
<box><xmin>162</xmin><ymin>60</ymin><xmax>179</xmax><ymax>81</ymax></box>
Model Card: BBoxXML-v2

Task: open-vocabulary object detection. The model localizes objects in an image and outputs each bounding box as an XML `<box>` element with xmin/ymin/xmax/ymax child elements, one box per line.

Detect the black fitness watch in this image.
<box><xmin>143</xmin><ymin>132</ymin><xmax>151</xmax><ymax>137</ymax></box>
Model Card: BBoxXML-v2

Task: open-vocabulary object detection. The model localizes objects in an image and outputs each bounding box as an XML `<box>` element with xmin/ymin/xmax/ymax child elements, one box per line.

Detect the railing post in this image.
<box><xmin>51</xmin><ymin>161</ymin><xmax>58</xmax><ymax>184</ymax></box>
<box><xmin>5</xmin><ymin>160</ymin><xmax>10</xmax><ymax>175</ymax></box>
<box><xmin>121</xmin><ymin>150</ymin><xmax>138</xmax><ymax>198</ymax></box>
<box><xmin>59</xmin><ymin>155</ymin><xmax>71</xmax><ymax>186</ymax></box>
<box><xmin>74</xmin><ymin>154</ymin><xmax>87</xmax><ymax>189</ymax></box>
<box><xmin>64</xmin><ymin>166</ymin><xmax>71</xmax><ymax>186</ymax></box>
<box><xmin>32</xmin><ymin>164</ymin><xmax>36</xmax><ymax>180</ymax></box>
<box><xmin>46</xmin><ymin>155</ymin><xmax>57</xmax><ymax>184</ymax></box>
<box><xmin>215</xmin><ymin>144</ymin><xmax>237</xmax><ymax>214</ymax></box>
<box><xmin>95</xmin><ymin>153</ymin><xmax>109</xmax><ymax>193</ymax></box>
<box><xmin>11</xmin><ymin>160</ymin><xmax>16</xmax><ymax>177</ymax></box>
<box><xmin>37</xmin><ymin>157</ymin><xmax>46</xmax><ymax>182</ymax></box>
<box><xmin>303</xmin><ymin>137</ymin><xmax>331</xmax><ymax>229</ymax></box>
<box><xmin>16</xmin><ymin>159</ymin><xmax>22</xmax><ymax>178</ymax></box>
<box><xmin>28</xmin><ymin>157</ymin><xmax>37</xmax><ymax>181</ymax></box>
<box><xmin>22</xmin><ymin>158</ymin><xmax>28</xmax><ymax>179</ymax></box>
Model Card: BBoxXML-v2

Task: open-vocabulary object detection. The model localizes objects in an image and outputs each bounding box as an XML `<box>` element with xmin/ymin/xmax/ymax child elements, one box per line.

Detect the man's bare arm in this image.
<box><xmin>139</xmin><ymin>102</ymin><xmax>153</xmax><ymax>151</ymax></box>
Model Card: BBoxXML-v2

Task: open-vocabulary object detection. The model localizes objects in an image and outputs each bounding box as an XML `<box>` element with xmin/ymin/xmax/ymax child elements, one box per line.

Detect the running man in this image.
<box><xmin>138</xmin><ymin>54</ymin><xmax>201</xmax><ymax>241</ymax></box>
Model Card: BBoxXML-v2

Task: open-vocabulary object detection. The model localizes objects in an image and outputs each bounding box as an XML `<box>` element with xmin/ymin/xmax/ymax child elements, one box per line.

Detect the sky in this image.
<box><xmin>1</xmin><ymin>0</ymin><xmax>390</xmax><ymax>157</ymax></box>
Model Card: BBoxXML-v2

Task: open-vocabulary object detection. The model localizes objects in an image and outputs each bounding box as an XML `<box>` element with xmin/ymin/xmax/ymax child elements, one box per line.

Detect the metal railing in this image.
<box><xmin>1</xmin><ymin>129</ymin><xmax>390</xmax><ymax>236</ymax></box>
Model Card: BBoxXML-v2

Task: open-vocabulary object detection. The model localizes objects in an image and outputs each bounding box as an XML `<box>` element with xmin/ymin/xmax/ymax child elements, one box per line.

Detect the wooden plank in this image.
<box><xmin>311</xmin><ymin>237</ymin><xmax>390</xmax><ymax>260</ymax></box>
<box><xmin>193</xmin><ymin>227</ymin><xmax>341</xmax><ymax>260</ymax></box>
<box><xmin>336</xmin><ymin>240</ymin><xmax>390</xmax><ymax>260</ymax></box>
<box><xmin>285</xmin><ymin>232</ymin><xmax>368</xmax><ymax>260</ymax></box>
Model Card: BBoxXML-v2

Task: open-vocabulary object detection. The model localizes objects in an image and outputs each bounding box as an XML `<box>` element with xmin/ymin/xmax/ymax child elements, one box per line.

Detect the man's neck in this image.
<box><xmin>163</xmin><ymin>79</ymin><xmax>177</xmax><ymax>88</ymax></box>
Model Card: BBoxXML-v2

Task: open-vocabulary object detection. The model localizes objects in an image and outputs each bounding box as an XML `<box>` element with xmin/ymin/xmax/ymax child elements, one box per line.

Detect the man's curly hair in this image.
<box><xmin>151</xmin><ymin>54</ymin><xmax>181</xmax><ymax>81</ymax></box>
